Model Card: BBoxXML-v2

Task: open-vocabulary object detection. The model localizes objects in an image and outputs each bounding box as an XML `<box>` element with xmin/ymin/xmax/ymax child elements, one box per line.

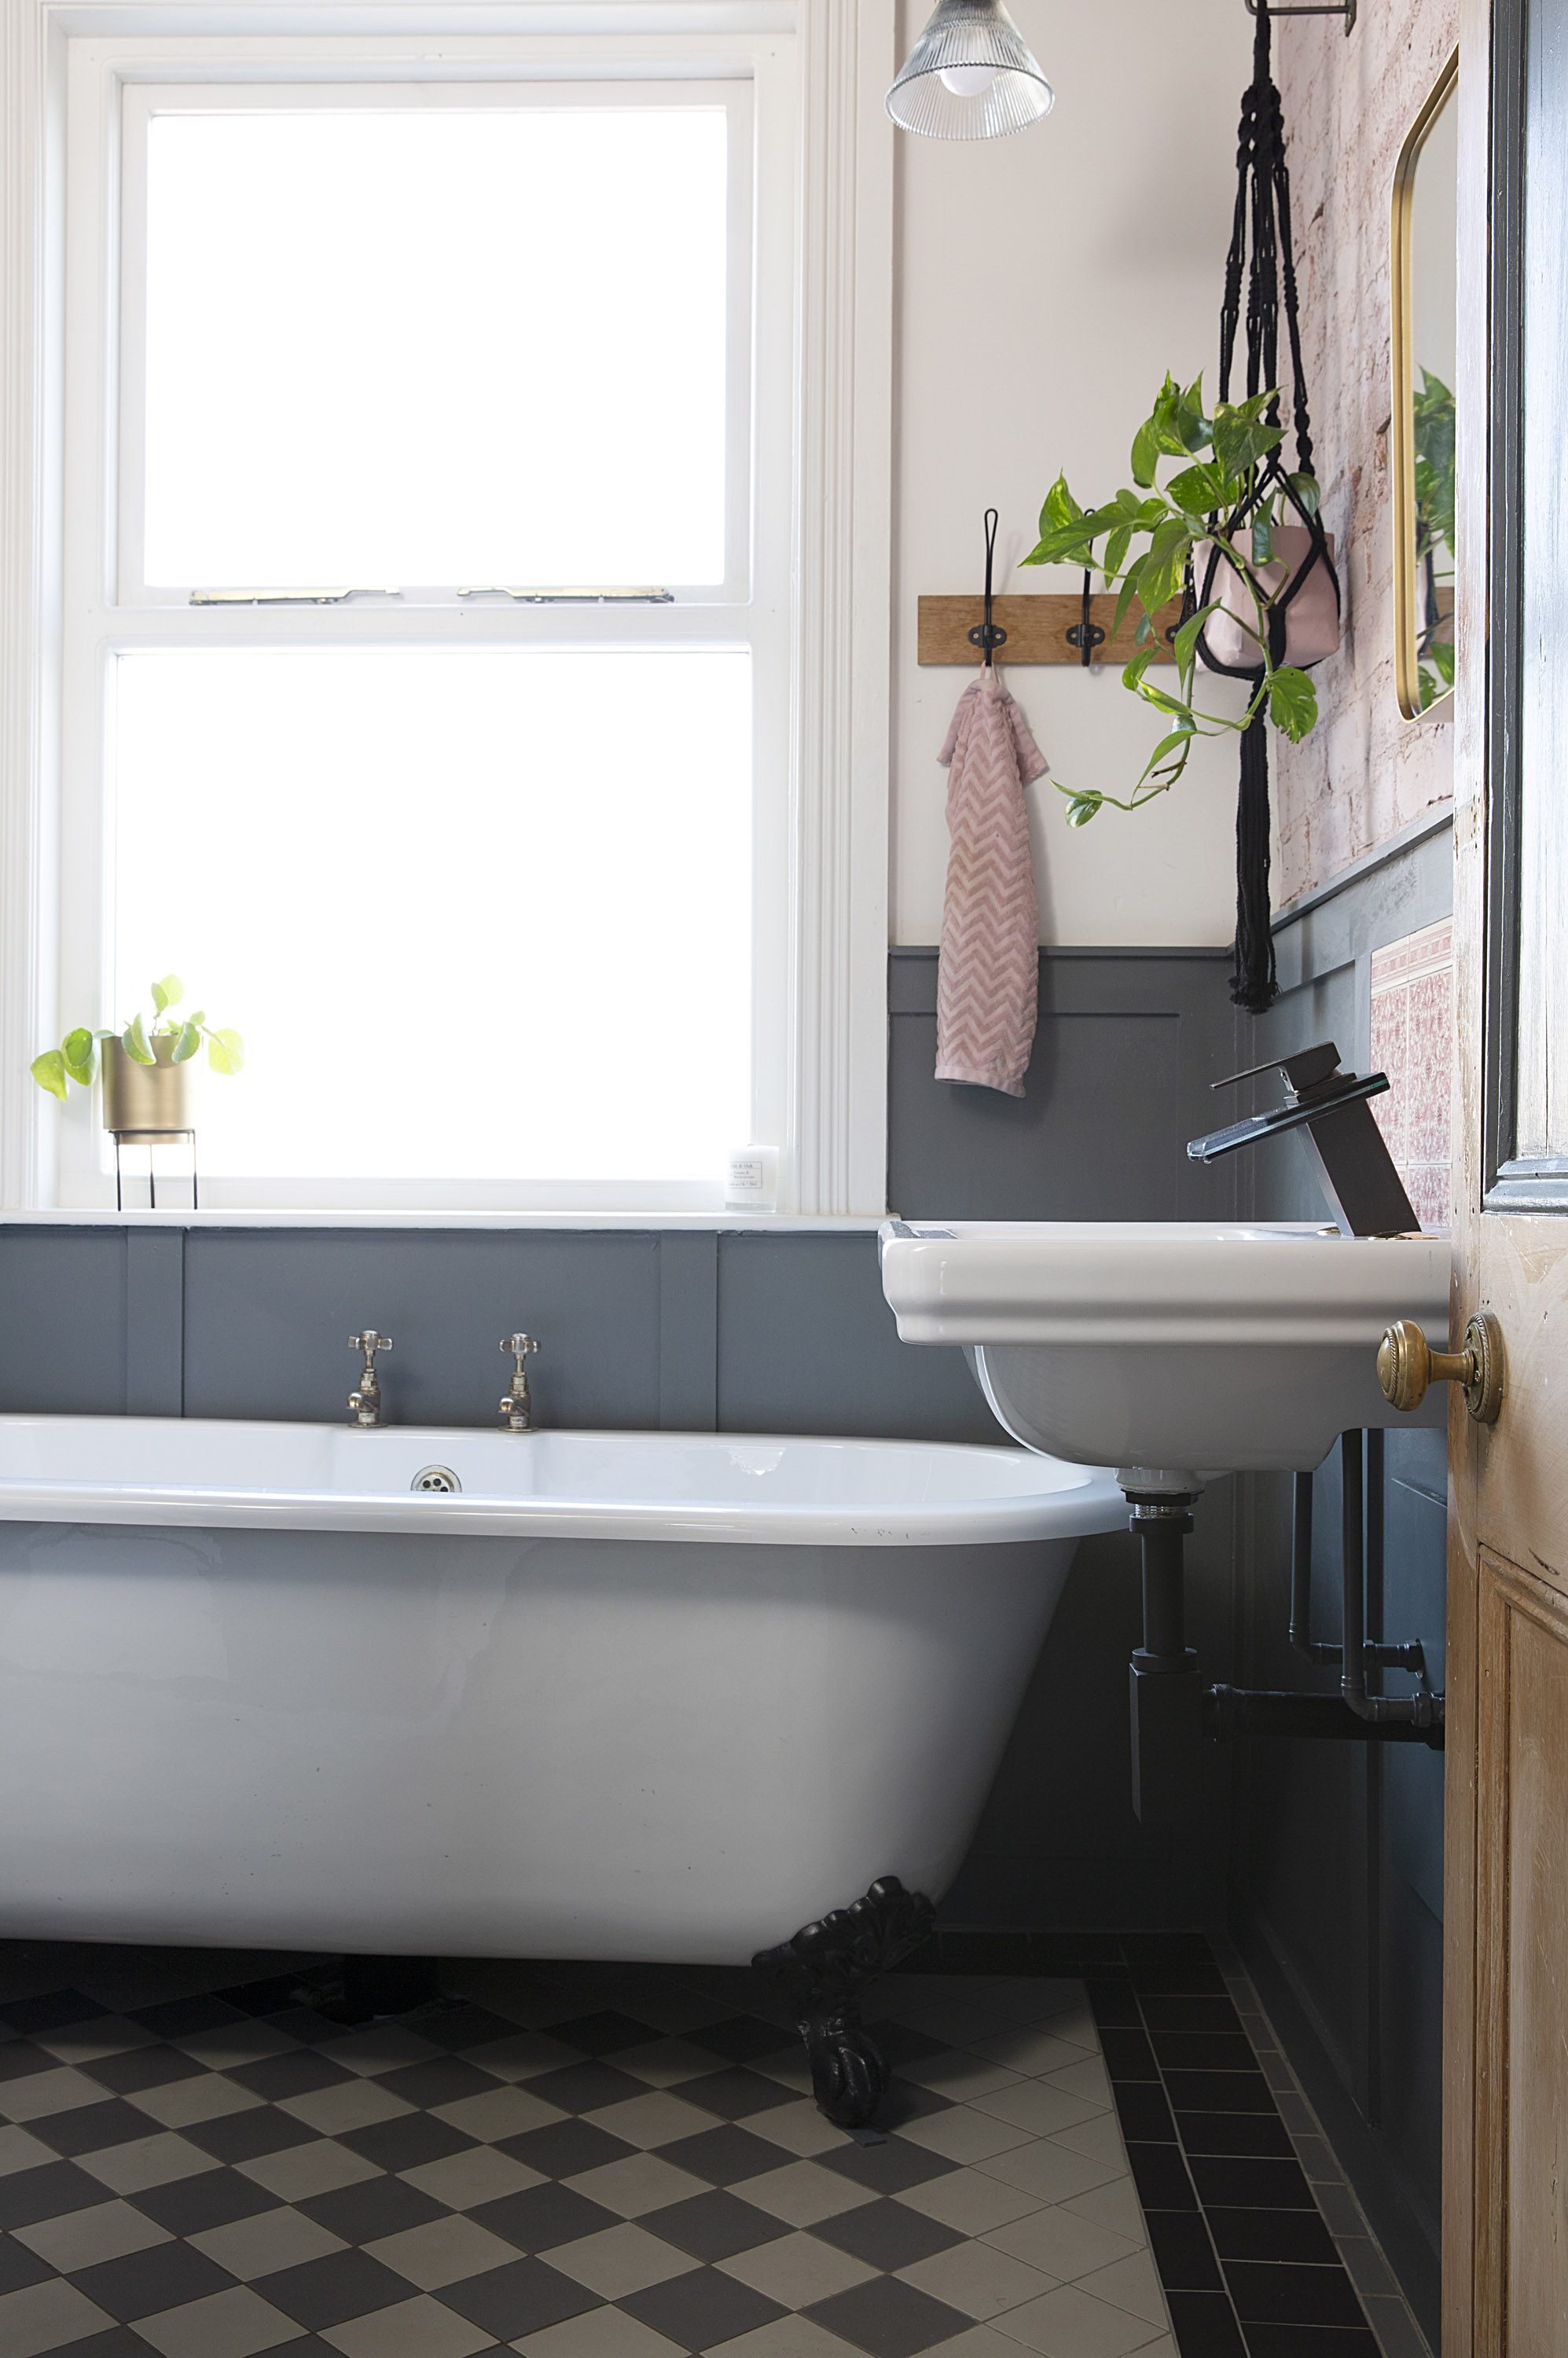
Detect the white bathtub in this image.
<box><xmin>0</xmin><ymin>1419</ymin><xmax>1122</xmax><ymax>1963</ymax></box>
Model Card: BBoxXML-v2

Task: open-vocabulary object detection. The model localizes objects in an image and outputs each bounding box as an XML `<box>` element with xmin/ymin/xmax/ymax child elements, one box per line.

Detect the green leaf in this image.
<box><xmin>1022</xmin><ymin>521</ymin><xmax>1097</xmax><ymax>569</ymax></box>
<box><xmin>1288</xmin><ymin>472</ymin><xmax>1321</xmax><ymax>518</ymax></box>
<box><xmin>1130</xmin><ymin>418</ymin><xmax>1161</xmax><ymax>489</ymax></box>
<box><xmin>1175</xmin><ymin>375</ymin><xmax>1213</xmax><ymax>453</ymax></box>
<box><xmin>171</xmin><ymin>1020</ymin><xmax>201</xmax><ymax>1063</ymax></box>
<box><xmin>1039</xmin><ymin>474</ymin><xmax>1084</xmax><ymax>535</ymax></box>
<box><xmin>31</xmin><ymin>1049</ymin><xmax>67</xmax><ymax>1102</ymax></box>
<box><xmin>1136</xmin><ymin>681</ymin><xmax>1194</xmax><ymax>722</ymax></box>
<box><xmin>1430</xmin><ymin>640</ymin><xmax>1456</xmax><ymax>685</ymax></box>
<box><xmin>206</xmin><ymin>1027</ymin><xmax>244</xmax><ymax>1076</ymax></box>
<box><xmin>1064</xmin><ymin>792</ymin><xmax>1103</xmax><ymax>828</ymax></box>
<box><xmin>61</xmin><ymin>1027</ymin><xmax>95</xmax><ymax>1087</ymax></box>
<box><xmin>1137</xmin><ymin>516</ymin><xmax>1194</xmax><ymax>618</ymax></box>
<box><xmin>1173</xmin><ymin>599</ymin><xmax>1222</xmax><ymax>670</ymax></box>
<box><xmin>1137</xmin><ymin>725</ymin><xmax>1197</xmax><ymax>786</ymax></box>
<box><xmin>1251</xmin><ymin>513</ymin><xmax>1275</xmax><ymax>568</ymax></box>
<box><xmin>123</xmin><ymin>1013</ymin><xmax>154</xmax><ymax>1064</ymax></box>
<box><xmin>1113</xmin><ymin>556</ymin><xmax>1148</xmax><ymax>645</ymax></box>
<box><xmin>1122</xmin><ymin>644</ymin><xmax>1157</xmax><ymax>694</ymax></box>
<box><xmin>1268</xmin><ymin>665</ymin><xmax>1318</xmax><ymax>742</ymax></box>
<box><xmin>1211</xmin><ymin>401</ymin><xmax>1285</xmax><ymax>483</ymax></box>
<box><xmin>151</xmin><ymin>973</ymin><xmax>182</xmax><ymax>1016</ymax></box>
<box><xmin>1102</xmin><ymin>525</ymin><xmax>1132</xmax><ymax>584</ymax></box>
<box><xmin>1148</xmin><ymin>374</ymin><xmax>1195</xmax><ymax>458</ymax></box>
<box><xmin>1166</xmin><ymin>461</ymin><xmax>1225</xmax><ymax>516</ymax></box>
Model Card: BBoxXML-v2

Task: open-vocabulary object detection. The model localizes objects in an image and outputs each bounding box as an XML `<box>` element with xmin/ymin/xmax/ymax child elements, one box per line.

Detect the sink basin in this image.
<box><xmin>879</xmin><ymin>1220</ymin><xmax>1451</xmax><ymax>1475</ymax></box>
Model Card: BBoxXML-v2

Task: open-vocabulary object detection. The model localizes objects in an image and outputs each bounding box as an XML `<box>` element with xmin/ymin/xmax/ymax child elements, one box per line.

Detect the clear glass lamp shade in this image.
<box><xmin>886</xmin><ymin>0</ymin><xmax>1054</xmax><ymax>139</ymax></box>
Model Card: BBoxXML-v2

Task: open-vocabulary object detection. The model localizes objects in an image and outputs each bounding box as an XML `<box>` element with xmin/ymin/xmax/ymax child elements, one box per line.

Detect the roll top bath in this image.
<box><xmin>0</xmin><ymin>1417</ymin><xmax>1122</xmax><ymax>2130</ymax></box>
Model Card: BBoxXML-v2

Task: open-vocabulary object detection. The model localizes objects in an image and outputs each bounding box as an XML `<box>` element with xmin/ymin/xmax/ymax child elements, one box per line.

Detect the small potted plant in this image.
<box><xmin>32</xmin><ymin>975</ymin><xmax>244</xmax><ymax>1132</ymax></box>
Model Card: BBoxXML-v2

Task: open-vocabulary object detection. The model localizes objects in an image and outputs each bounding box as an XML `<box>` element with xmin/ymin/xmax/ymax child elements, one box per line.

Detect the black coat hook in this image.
<box><xmin>1064</xmin><ymin>569</ymin><xmax>1105</xmax><ymax>667</ymax></box>
<box><xmin>968</xmin><ymin>509</ymin><xmax>1008</xmax><ymax>667</ymax></box>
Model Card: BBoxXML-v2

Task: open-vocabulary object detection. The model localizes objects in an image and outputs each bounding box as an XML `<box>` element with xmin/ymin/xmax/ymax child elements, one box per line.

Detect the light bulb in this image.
<box><xmin>938</xmin><ymin>64</ymin><xmax>999</xmax><ymax>97</ymax></box>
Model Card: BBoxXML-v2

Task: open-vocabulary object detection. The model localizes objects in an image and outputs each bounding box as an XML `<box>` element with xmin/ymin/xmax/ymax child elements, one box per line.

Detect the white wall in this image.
<box><xmin>890</xmin><ymin>0</ymin><xmax>1256</xmax><ymax>946</ymax></box>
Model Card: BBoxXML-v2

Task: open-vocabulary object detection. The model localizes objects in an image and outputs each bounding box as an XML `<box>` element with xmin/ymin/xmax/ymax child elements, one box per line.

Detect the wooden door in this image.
<box><xmin>1447</xmin><ymin>0</ymin><xmax>1568</xmax><ymax>2347</ymax></box>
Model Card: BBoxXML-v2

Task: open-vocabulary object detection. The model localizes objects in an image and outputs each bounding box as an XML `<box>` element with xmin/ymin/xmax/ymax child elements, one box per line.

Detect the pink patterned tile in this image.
<box><xmin>1370</xmin><ymin>987</ymin><xmax>1407</xmax><ymax>1160</ymax></box>
<box><xmin>1407</xmin><ymin>966</ymin><xmax>1455</xmax><ymax>1166</ymax></box>
<box><xmin>1407</xmin><ymin>1162</ymin><xmax>1451</xmax><ymax>1231</ymax></box>
<box><xmin>1369</xmin><ymin>918</ymin><xmax>1453</xmax><ymax>1222</ymax></box>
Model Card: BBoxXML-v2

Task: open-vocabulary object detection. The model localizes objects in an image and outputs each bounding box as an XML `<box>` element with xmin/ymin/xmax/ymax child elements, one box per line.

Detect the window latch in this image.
<box><xmin>189</xmin><ymin>589</ymin><xmax>402</xmax><ymax>606</ymax></box>
<box><xmin>457</xmin><ymin>586</ymin><xmax>674</xmax><ymax>604</ymax></box>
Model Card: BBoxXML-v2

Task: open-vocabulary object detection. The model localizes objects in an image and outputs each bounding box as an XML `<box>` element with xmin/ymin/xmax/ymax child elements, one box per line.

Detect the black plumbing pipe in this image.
<box><xmin>1203</xmin><ymin>1434</ymin><xmax>1441</xmax><ymax>1749</ymax></box>
<box><xmin>1289</xmin><ymin>1470</ymin><xmax>1339</xmax><ymax>1662</ymax></box>
<box><xmin>1206</xmin><ymin>1684</ymin><xmax>1442</xmax><ymax>1747</ymax></box>
<box><xmin>1290</xmin><ymin>1453</ymin><xmax>1427</xmax><ymax>1676</ymax></box>
<box><xmin>1137</xmin><ymin>1508</ymin><xmax>1192</xmax><ymax>1662</ymax></box>
<box><xmin>1339</xmin><ymin>1431</ymin><xmax>1442</xmax><ymax>1732</ymax></box>
<box><xmin>1342</xmin><ymin>1429</ymin><xmax>1365</xmax><ymax>1700</ymax></box>
<box><xmin>1126</xmin><ymin>1497</ymin><xmax>1202</xmax><ymax>1827</ymax></box>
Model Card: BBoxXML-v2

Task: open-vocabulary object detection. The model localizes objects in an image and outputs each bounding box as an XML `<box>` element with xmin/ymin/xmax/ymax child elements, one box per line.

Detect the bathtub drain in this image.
<box><xmin>411</xmin><ymin>1465</ymin><xmax>461</xmax><ymax>1494</ymax></box>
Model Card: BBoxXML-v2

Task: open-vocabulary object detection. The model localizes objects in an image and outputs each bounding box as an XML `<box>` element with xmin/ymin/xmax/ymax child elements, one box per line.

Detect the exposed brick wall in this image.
<box><xmin>1272</xmin><ymin>2</ymin><xmax>1458</xmax><ymax>903</ymax></box>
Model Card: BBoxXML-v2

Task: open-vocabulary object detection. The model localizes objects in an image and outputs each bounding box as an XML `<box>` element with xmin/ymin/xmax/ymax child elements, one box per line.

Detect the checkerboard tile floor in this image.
<box><xmin>0</xmin><ymin>1943</ymin><xmax>1184</xmax><ymax>2358</ymax></box>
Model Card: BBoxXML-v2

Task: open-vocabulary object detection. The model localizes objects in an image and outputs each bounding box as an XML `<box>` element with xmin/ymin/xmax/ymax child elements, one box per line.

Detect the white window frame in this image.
<box><xmin>0</xmin><ymin>0</ymin><xmax>893</xmax><ymax>1220</ymax></box>
<box><xmin>115</xmin><ymin>75</ymin><xmax>758</xmax><ymax>608</ymax></box>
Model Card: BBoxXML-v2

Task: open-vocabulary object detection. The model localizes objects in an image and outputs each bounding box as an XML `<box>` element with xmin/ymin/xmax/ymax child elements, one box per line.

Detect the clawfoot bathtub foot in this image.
<box><xmin>753</xmin><ymin>1875</ymin><xmax>935</xmax><ymax>2128</ymax></box>
<box><xmin>313</xmin><ymin>1954</ymin><xmax>442</xmax><ymax>2025</ymax></box>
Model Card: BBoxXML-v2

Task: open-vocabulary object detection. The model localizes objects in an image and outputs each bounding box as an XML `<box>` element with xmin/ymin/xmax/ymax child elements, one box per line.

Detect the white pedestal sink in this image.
<box><xmin>879</xmin><ymin>1220</ymin><xmax>1451</xmax><ymax>1476</ymax></box>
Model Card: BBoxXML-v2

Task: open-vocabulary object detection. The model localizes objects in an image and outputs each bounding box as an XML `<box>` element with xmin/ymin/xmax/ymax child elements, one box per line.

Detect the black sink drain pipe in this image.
<box><xmin>1129</xmin><ymin>1431</ymin><xmax>1444</xmax><ymax>1827</ymax></box>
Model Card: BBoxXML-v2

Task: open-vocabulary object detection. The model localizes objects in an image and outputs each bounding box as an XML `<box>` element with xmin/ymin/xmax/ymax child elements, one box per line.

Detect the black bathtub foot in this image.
<box><xmin>753</xmin><ymin>1876</ymin><xmax>935</xmax><ymax>2128</ymax></box>
<box><xmin>318</xmin><ymin>1955</ymin><xmax>441</xmax><ymax>2025</ymax></box>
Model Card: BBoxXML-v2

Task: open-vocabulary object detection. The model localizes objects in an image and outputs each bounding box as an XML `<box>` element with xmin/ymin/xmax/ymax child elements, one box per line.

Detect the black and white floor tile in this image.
<box><xmin>0</xmin><ymin>1933</ymin><xmax>1422</xmax><ymax>2358</ymax></box>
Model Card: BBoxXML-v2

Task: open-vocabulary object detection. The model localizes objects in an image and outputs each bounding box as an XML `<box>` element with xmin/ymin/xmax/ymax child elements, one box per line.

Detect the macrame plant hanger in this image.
<box><xmin>1194</xmin><ymin>0</ymin><xmax>1340</xmax><ymax>1014</ymax></box>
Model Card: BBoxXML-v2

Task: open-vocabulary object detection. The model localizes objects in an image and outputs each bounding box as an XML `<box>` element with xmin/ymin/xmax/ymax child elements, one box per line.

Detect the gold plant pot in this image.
<box><xmin>101</xmin><ymin>1036</ymin><xmax>193</xmax><ymax>1138</ymax></box>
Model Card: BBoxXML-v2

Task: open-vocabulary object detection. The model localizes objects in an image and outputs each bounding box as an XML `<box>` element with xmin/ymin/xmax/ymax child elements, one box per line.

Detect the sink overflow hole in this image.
<box><xmin>412</xmin><ymin>1464</ymin><xmax>461</xmax><ymax>1494</ymax></box>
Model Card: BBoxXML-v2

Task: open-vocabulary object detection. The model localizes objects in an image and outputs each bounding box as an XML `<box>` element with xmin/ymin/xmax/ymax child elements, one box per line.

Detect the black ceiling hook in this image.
<box><xmin>967</xmin><ymin>509</ymin><xmax>1008</xmax><ymax>666</ymax></box>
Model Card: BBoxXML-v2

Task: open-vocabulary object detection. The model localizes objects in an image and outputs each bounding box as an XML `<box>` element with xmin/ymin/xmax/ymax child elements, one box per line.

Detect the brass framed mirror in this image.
<box><xmin>1392</xmin><ymin>48</ymin><xmax>1459</xmax><ymax>719</ymax></box>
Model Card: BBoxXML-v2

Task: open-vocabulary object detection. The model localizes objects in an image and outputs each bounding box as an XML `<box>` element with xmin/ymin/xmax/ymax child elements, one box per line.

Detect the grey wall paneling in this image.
<box><xmin>659</xmin><ymin>1232</ymin><xmax>718</xmax><ymax>1432</ymax></box>
<box><xmin>181</xmin><ymin>1229</ymin><xmax>666</xmax><ymax>1431</ymax></box>
<box><xmin>125</xmin><ymin>1229</ymin><xmax>183</xmax><ymax>1417</ymax></box>
<box><xmin>0</xmin><ymin>1226</ymin><xmax>128</xmax><ymax>1414</ymax></box>
<box><xmin>887</xmin><ymin>947</ymin><xmax>1243</xmax><ymax>1221</ymax></box>
<box><xmin>1231</xmin><ymin>814</ymin><xmax>1453</xmax><ymax>2342</ymax></box>
<box><xmin>715</xmin><ymin>1232</ymin><xmax>1001</xmax><ymax>1443</ymax></box>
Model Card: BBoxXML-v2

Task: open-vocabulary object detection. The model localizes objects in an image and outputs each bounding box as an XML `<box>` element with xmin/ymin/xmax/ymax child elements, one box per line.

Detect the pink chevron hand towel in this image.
<box><xmin>935</xmin><ymin>671</ymin><xmax>1048</xmax><ymax>1097</ymax></box>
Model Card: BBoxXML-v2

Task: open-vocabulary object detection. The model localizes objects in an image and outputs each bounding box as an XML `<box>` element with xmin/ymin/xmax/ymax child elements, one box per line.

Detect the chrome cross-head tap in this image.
<box><xmin>500</xmin><ymin>1332</ymin><xmax>540</xmax><ymax>1434</ymax></box>
<box><xmin>348</xmin><ymin>1330</ymin><xmax>392</xmax><ymax>1427</ymax></box>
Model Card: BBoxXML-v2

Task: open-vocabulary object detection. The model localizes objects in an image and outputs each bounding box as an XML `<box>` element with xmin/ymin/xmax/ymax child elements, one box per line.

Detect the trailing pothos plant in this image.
<box><xmin>1022</xmin><ymin>373</ymin><xmax>1324</xmax><ymax>826</ymax></box>
<box><xmin>31</xmin><ymin>975</ymin><xmax>244</xmax><ymax>1103</ymax></box>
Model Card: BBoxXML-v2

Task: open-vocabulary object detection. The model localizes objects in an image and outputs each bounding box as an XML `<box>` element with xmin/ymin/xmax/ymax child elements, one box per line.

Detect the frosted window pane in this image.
<box><xmin>142</xmin><ymin>108</ymin><xmax>729</xmax><ymax>586</ymax></box>
<box><xmin>112</xmin><ymin>649</ymin><xmax>751</xmax><ymax>1181</ymax></box>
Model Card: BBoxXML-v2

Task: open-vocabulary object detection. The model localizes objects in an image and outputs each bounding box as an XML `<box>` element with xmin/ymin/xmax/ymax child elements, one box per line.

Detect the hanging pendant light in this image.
<box><xmin>886</xmin><ymin>0</ymin><xmax>1054</xmax><ymax>140</ymax></box>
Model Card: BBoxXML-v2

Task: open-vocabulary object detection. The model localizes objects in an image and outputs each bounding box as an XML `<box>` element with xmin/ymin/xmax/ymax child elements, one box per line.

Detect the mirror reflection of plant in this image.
<box><xmin>1412</xmin><ymin>367</ymin><xmax>1456</xmax><ymax>711</ymax></box>
<box><xmin>1023</xmin><ymin>373</ymin><xmax>1323</xmax><ymax>825</ymax></box>
<box><xmin>31</xmin><ymin>975</ymin><xmax>244</xmax><ymax>1102</ymax></box>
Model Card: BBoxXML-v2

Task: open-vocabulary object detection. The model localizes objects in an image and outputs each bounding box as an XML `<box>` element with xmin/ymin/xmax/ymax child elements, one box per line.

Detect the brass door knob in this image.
<box><xmin>1377</xmin><ymin>1312</ymin><xmax>1504</xmax><ymax>1424</ymax></box>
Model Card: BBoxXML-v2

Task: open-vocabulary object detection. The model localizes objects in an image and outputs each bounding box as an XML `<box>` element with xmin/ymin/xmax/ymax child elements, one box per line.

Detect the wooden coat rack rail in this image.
<box><xmin>917</xmin><ymin>592</ymin><xmax>1184</xmax><ymax>667</ymax></box>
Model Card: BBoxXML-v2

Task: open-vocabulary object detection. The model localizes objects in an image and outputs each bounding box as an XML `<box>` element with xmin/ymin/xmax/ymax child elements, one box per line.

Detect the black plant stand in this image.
<box><xmin>111</xmin><ymin>1126</ymin><xmax>197</xmax><ymax>1211</ymax></box>
<box><xmin>754</xmin><ymin>1875</ymin><xmax>935</xmax><ymax>2129</ymax></box>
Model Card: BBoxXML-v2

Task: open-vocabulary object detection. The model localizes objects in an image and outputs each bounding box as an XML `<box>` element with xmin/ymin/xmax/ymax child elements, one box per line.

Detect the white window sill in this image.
<box><xmin>0</xmin><ymin>1208</ymin><xmax>890</xmax><ymax>1232</ymax></box>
